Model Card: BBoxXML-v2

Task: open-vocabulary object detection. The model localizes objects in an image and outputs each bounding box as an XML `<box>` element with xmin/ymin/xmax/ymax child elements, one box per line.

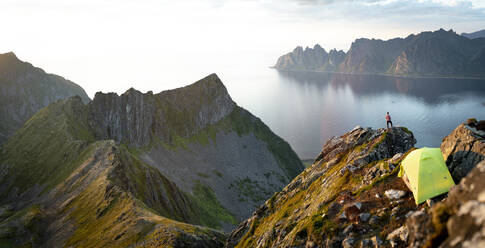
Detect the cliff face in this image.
<box><xmin>0</xmin><ymin>52</ymin><xmax>90</xmax><ymax>145</ymax></box>
<box><xmin>227</xmin><ymin>127</ymin><xmax>416</xmax><ymax>247</ymax></box>
<box><xmin>274</xmin><ymin>29</ymin><xmax>485</xmax><ymax>77</ymax></box>
<box><xmin>87</xmin><ymin>74</ymin><xmax>235</xmax><ymax>147</ymax></box>
<box><xmin>0</xmin><ymin>73</ymin><xmax>304</xmax><ymax>247</ymax></box>
<box><xmin>340</xmin><ymin>37</ymin><xmax>406</xmax><ymax>74</ymax></box>
<box><xmin>387</xmin><ymin>29</ymin><xmax>485</xmax><ymax>76</ymax></box>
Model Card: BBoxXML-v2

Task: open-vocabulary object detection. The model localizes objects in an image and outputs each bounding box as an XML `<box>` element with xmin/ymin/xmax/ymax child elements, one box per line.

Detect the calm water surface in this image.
<box><xmin>222</xmin><ymin>69</ymin><xmax>485</xmax><ymax>160</ymax></box>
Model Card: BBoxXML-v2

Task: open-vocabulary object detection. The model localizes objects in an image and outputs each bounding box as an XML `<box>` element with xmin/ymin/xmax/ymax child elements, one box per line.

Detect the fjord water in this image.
<box><xmin>223</xmin><ymin>69</ymin><xmax>485</xmax><ymax>160</ymax></box>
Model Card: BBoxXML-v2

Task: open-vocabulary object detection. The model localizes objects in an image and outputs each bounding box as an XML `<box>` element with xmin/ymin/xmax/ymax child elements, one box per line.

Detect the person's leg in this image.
<box><xmin>387</xmin><ymin>121</ymin><xmax>390</xmax><ymax>128</ymax></box>
<box><xmin>390</xmin><ymin>121</ymin><xmax>393</xmax><ymax>127</ymax></box>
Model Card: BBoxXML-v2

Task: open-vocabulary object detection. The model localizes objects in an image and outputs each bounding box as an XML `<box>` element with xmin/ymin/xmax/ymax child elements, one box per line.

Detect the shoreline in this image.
<box><xmin>269</xmin><ymin>67</ymin><xmax>485</xmax><ymax>80</ymax></box>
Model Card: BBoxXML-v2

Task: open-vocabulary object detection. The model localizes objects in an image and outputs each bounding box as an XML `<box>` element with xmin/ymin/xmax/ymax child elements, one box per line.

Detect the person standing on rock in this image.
<box><xmin>386</xmin><ymin>112</ymin><xmax>393</xmax><ymax>129</ymax></box>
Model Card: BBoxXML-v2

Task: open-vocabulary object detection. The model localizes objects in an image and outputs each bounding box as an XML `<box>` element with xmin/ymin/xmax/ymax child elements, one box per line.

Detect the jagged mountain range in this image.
<box><xmin>0</xmin><ymin>59</ymin><xmax>304</xmax><ymax>246</ymax></box>
<box><xmin>0</xmin><ymin>52</ymin><xmax>90</xmax><ymax>145</ymax></box>
<box><xmin>274</xmin><ymin>29</ymin><xmax>485</xmax><ymax>78</ymax></box>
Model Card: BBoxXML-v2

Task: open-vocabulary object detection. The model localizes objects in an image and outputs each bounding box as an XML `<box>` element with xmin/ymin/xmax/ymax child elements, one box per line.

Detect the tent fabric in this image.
<box><xmin>398</xmin><ymin>147</ymin><xmax>455</xmax><ymax>204</ymax></box>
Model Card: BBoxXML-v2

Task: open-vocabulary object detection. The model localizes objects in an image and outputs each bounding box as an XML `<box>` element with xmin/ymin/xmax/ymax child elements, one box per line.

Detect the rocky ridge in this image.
<box><xmin>0</xmin><ymin>52</ymin><xmax>90</xmax><ymax>145</ymax></box>
<box><xmin>462</xmin><ymin>30</ymin><xmax>485</xmax><ymax>39</ymax></box>
<box><xmin>0</xmin><ymin>74</ymin><xmax>304</xmax><ymax>247</ymax></box>
<box><xmin>274</xmin><ymin>29</ymin><xmax>485</xmax><ymax>78</ymax></box>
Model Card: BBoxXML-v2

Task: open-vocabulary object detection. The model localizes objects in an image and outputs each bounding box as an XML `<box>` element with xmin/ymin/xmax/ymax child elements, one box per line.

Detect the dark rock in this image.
<box><xmin>441</xmin><ymin>123</ymin><xmax>485</xmax><ymax>182</ymax></box>
<box><xmin>467</xmin><ymin>118</ymin><xmax>478</xmax><ymax>127</ymax></box>
<box><xmin>326</xmin><ymin>237</ymin><xmax>343</xmax><ymax>248</ymax></box>
<box><xmin>359</xmin><ymin>213</ymin><xmax>371</xmax><ymax>222</ymax></box>
<box><xmin>477</xmin><ymin>120</ymin><xmax>485</xmax><ymax>131</ymax></box>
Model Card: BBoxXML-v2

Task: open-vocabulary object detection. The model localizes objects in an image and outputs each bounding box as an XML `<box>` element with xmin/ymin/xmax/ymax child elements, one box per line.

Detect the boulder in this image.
<box><xmin>441</xmin><ymin>123</ymin><xmax>485</xmax><ymax>182</ymax></box>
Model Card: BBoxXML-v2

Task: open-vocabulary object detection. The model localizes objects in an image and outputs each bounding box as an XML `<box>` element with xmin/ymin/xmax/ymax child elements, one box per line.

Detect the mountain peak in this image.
<box><xmin>293</xmin><ymin>46</ymin><xmax>304</xmax><ymax>53</ymax></box>
<box><xmin>0</xmin><ymin>51</ymin><xmax>18</xmax><ymax>60</ymax></box>
<box><xmin>122</xmin><ymin>87</ymin><xmax>143</xmax><ymax>96</ymax></box>
<box><xmin>0</xmin><ymin>52</ymin><xmax>22</xmax><ymax>68</ymax></box>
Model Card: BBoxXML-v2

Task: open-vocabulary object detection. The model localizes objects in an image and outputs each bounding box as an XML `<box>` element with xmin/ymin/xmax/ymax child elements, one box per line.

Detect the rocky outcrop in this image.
<box><xmin>0</xmin><ymin>52</ymin><xmax>90</xmax><ymax>145</ymax></box>
<box><xmin>441</xmin><ymin>121</ymin><xmax>485</xmax><ymax>182</ymax></box>
<box><xmin>273</xmin><ymin>29</ymin><xmax>485</xmax><ymax>78</ymax></box>
<box><xmin>226</xmin><ymin>127</ymin><xmax>416</xmax><ymax>247</ymax></box>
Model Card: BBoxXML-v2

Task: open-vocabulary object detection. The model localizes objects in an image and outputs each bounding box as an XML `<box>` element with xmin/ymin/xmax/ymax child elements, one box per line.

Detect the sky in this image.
<box><xmin>0</xmin><ymin>0</ymin><xmax>484</xmax><ymax>98</ymax></box>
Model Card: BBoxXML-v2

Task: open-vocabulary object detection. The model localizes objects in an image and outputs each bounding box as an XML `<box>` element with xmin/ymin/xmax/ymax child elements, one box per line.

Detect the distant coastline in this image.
<box><xmin>273</xmin><ymin>29</ymin><xmax>485</xmax><ymax>80</ymax></box>
<box><xmin>270</xmin><ymin>67</ymin><xmax>485</xmax><ymax>81</ymax></box>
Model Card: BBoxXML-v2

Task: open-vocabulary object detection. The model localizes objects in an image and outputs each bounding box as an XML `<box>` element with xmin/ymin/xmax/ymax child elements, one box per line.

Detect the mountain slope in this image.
<box><xmin>0</xmin><ymin>74</ymin><xmax>303</xmax><ymax>247</ymax></box>
<box><xmin>274</xmin><ymin>29</ymin><xmax>485</xmax><ymax>78</ymax></box>
<box><xmin>227</xmin><ymin>127</ymin><xmax>416</xmax><ymax>247</ymax></box>
<box><xmin>0</xmin><ymin>52</ymin><xmax>90</xmax><ymax>145</ymax></box>
<box><xmin>388</xmin><ymin>29</ymin><xmax>485</xmax><ymax>76</ymax></box>
<box><xmin>462</xmin><ymin>29</ymin><xmax>485</xmax><ymax>39</ymax></box>
<box><xmin>86</xmin><ymin>74</ymin><xmax>303</xmax><ymax>227</ymax></box>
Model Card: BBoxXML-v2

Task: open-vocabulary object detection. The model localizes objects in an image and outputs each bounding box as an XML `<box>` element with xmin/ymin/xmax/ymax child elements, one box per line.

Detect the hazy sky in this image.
<box><xmin>1</xmin><ymin>0</ymin><xmax>484</xmax><ymax>97</ymax></box>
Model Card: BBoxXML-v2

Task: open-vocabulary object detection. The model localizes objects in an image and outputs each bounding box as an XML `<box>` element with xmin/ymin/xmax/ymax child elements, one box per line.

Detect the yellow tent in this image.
<box><xmin>398</xmin><ymin>147</ymin><xmax>455</xmax><ymax>204</ymax></box>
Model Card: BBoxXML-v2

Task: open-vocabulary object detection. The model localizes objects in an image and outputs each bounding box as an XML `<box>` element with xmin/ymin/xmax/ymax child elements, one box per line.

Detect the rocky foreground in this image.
<box><xmin>227</xmin><ymin>120</ymin><xmax>485</xmax><ymax>248</ymax></box>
